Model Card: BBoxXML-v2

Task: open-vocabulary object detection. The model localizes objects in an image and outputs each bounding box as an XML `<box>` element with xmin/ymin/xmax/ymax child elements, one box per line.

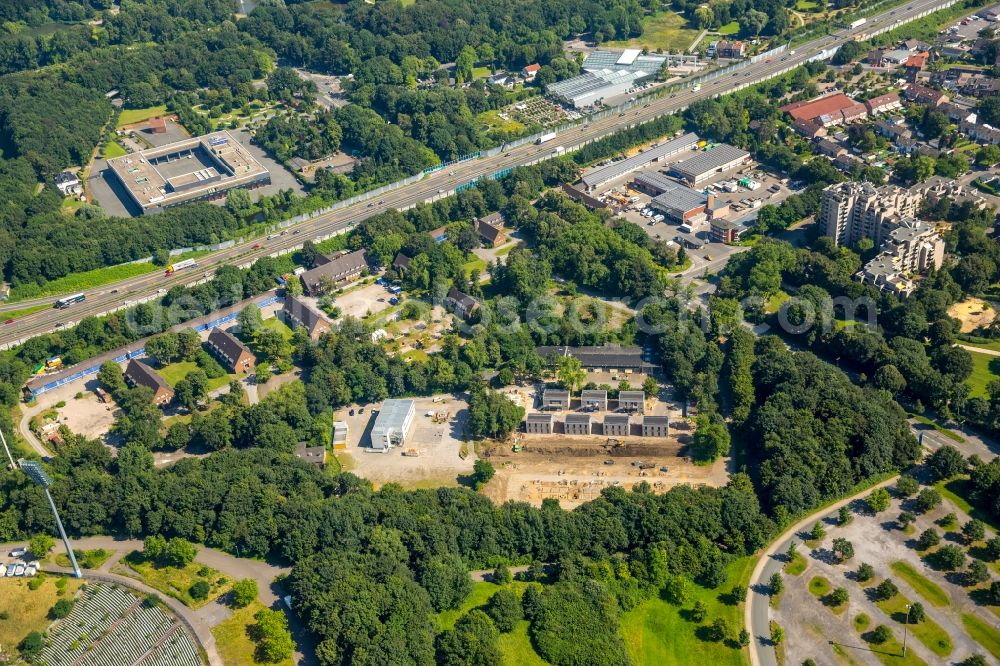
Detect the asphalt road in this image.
<box><xmin>0</xmin><ymin>0</ymin><xmax>959</xmax><ymax>348</ymax></box>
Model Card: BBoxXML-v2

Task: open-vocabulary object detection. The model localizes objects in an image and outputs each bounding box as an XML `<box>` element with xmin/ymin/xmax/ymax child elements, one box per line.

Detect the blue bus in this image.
<box><xmin>55</xmin><ymin>293</ymin><xmax>86</xmax><ymax>309</ymax></box>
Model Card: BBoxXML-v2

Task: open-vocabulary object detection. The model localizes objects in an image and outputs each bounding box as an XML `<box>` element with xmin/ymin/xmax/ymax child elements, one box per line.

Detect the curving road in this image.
<box><xmin>745</xmin><ymin>477</ymin><xmax>899</xmax><ymax>666</ymax></box>
<box><xmin>0</xmin><ymin>0</ymin><xmax>961</xmax><ymax>349</ymax></box>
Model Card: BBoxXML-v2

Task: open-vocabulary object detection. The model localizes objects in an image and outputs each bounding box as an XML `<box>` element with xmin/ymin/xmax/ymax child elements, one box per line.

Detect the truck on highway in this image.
<box><xmin>536</xmin><ymin>132</ymin><xmax>557</xmax><ymax>145</ymax></box>
<box><xmin>552</xmin><ymin>146</ymin><xmax>565</xmax><ymax>156</ymax></box>
<box><xmin>849</xmin><ymin>17</ymin><xmax>866</xmax><ymax>29</ymax></box>
<box><xmin>165</xmin><ymin>258</ymin><xmax>198</xmax><ymax>276</ymax></box>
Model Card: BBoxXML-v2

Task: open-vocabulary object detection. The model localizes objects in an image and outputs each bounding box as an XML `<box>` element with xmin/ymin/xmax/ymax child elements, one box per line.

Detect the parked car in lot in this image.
<box><xmin>9</xmin><ymin>548</ymin><xmax>26</xmax><ymax>557</ymax></box>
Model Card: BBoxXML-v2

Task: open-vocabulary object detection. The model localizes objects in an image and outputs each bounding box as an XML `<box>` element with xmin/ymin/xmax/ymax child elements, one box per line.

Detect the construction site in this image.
<box><xmin>479</xmin><ymin>421</ymin><xmax>730</xmax><ymax>508</ymax></box>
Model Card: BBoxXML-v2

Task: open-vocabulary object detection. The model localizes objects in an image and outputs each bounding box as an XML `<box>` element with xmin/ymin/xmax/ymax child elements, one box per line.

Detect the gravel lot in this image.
<box><xmin>773</xmin><ymin>488</ymin><xmax>999</xmax><ymax>666</ymax></box>
<box><xmin>335</xmin><ymin>394</ymin><xmax>476</xmax><ymax>488</ymax></box>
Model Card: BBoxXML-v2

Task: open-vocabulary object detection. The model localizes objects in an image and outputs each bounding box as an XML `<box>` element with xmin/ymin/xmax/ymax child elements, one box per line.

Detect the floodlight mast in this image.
<box><xmin>0</xmin><ymin>427</ymin><xmax>15</xmax><ymax>469</ymax></box>
<box><xmin>18</xmin><ymin>459</ymin><xmax>82</xmax><ymax>579</ymax></box>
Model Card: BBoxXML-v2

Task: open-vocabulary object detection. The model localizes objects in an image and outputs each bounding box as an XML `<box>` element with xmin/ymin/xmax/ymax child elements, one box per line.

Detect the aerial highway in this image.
<box><xmin>0</xmin><ymin>0</ymin><xmax>963</xmax><ymax>348</ymax></box>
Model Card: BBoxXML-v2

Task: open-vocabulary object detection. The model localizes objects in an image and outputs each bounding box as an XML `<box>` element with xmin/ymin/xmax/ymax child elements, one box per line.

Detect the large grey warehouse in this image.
<box><xmin>634</xmin><ymin>173</ymin><xmax>710</xmax><ymax>224</ymax></box>
<box><xmin>671</xmin><ymin>144</ymin><xmax>750</xmax><ymax>184</ymax></box>
<box><xmin>106</xmin><ymin>130</ymin><xmax>270</xmax><ymax>214</ymax></box>
<box><xmin>580</xmin><ymin>132</ymin><xmax>700</xmax><ymax>191</ymax></box>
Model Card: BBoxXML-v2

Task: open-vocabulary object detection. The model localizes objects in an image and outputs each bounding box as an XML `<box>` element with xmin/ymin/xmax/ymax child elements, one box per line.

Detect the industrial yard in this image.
<box><xmin>333</xmin><ymin>394</ymin><xmax>476</xmax><ymax>489</ymax></box>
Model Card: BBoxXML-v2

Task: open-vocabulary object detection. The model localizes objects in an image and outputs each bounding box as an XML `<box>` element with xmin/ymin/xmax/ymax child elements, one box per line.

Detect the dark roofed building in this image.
<box><xmin>580</xmin><ymin>389</ymin><xmax>608</xmax><ymax>411</ymax></box>
<box><xmin>207</xmin><ymin>327</ymin><xmax>256</xmax><ymax>373</ymax></box>
<box><xmin>790</xmin><ymin>118</ymin><xmax>827</xmax><ymax>139</ymax></box>
<box><xmin>294</xmin><ymin>442</ymin><xmax>327</xmax><ymax>468</ymax></box>
<box><xmin>300</xmin><ymin>249</ymin><xmax>369</xmax><ymax>295</ymax></box>
<box><xmin>603</xmin><ymin>414</ymin><xmax>630</xmax><ymax>437</ymax></box>
<box><xmin>525</xmin><ymin>413</ymin><xmax>553</xmax><ymax>434</ymax></box>
<box><xmin>903</xmin><ymin>84</ymin><xmax>949</xmax><ymax>107</ymax></box>
<box><xmin>815</xmin><ymin>138</ymin><xmax>847</xmax><ymax>158</ymax></box>
<box><xmin>542</xmin><ymin>389</ymin><xmax>570</xmax><ymax>410</ymax></box>
<box><xmin>565</xmin><ymin>413</ymin><xmax>593</xmax><ymax>435</ymax></box>
<box><xmin>124</xmin><ymin>359</ymin><xmax>174</xmax><ymax>406</ymax></box>
<box><xmin>642</xmin><ymin>415</ymin><xmax>670</xmax><ymax>437</ymax></box>
<box><xmin>536</xmin><ymin>345</ymin><xmax>656</xmax><ymax>372</ymax></box>
<box><xmin>710</xmin><ymin>218</ymin><xmax>746</xmax><ymax>244</ymax></box>
<box><xmin>392</xmin><ymin>253</ymin><xmax>412</xmax><ymax>273</ymax></box>
<box><xmin>475</xmin><ymin>212</ymin><xmax>506</xmax><ymax>247</ymax></box>
<box><xmin>618</xmin><ymin>390</ymin><xmax>646</xmax><ymax>413</ymax></box>
<box><xmin>446</xmin><ymin>287</ymin><xmax>480</xmax><ymax>319</ymax></box>
<box><xmin>283</xmin><ymin>295</ymin><xmax>331</xmax><ymax>340</ymax></box>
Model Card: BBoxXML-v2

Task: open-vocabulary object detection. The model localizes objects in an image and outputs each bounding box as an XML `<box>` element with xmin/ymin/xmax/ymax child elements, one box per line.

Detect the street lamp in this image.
<box><xmin>18</xmin><ymin>459</ymin><xmax>81</xmax><ymax>579</ymax></box>
<box><xmin>902</xmin><ymin>603</ymin><xmax>912</xmax><ymax>657</ymax></box>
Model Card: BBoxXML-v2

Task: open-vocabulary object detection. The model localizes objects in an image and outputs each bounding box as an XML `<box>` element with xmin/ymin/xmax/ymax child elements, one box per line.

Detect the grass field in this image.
<box><xmin>785</xmin><ymin>552</ymin><xmax>808</xmax><ymax>576</ymax></box>
<box><xmin>259</xmin><ymin>317</ymin><xmax>293</xmax><ymax>340</ymax></box>
<box><xmin>795</xmin><ymin>0</ymin><xmax>820</xmax><ymax>9</ymax></box>
<box><xmin>807</xmin><ymin>576</ymin><xmax>830</xmax><ymax>598</ymax></box>
<box><xmin>718</xmin><ymin>21</ymin><xmax>740</xmax><ymax>35</ymax></box>
<box><xmin>103</xmin><ymin>139</ymin><xmax>128</xmax><ymax>158</ymax></box>
<box><xmin>853</xmin><ymin>612</ymin><xmax>870</xmax><ymax>633</ymax></box>
<box><xmin>122</xmin><ymin>553</ymin><xmax>231</xmax><ymax>609</ymax></box>
<box><xmin>463</xmin><ymin>256</ymin><xmax>488</xmax><ymax>278</ymax></box>
<box><xmin>959</xmin><ymin>338</ymin><xmax>1000</xmax><ymax>353</ymax></box>
<box><xmin>472</xmin><ymin>67</ymin><xmax>491</xmax><ymax>80</ymax></box>
<box><xmin>55</xmin><ymin>548</ymin><xmax>114</xmax><ymax>570</ymax></box>
<box><xmin>8</xmin><ymin>262</ymin><xmax>158</xmax><ymax>302</ymax></box>
<box><xmin>2</xmin><ymin>303</ymin><xmax>50</xmax><ymax>320</ymax></box>
<box><xmin>117</xmin><ymin>105</ymin><xmax>169</xmax><ymax>128</ymax></box>
<box><xmin>497</xmin><ymin>620</ymin><xmax>549</xmax><ymax>666</ymax></box>
<box><xmin>965</xmin><ymin>349</ymin><xmax>1000</xmax><ymax>398</ymax></box>
<box><xmin>876</xmin><ymin>592</ymin><xmax>953</xmax><ymax>657</ymax></box>
<box><xmin>478</xmin><ymin>110</ymin><xmax>527</xmax><ymax>136</ymax></box>
<box><xmin>936</xmin><ymin>477</ymin><xmax>1000</xmax><ymax>532</ymax></box>
<box><xmin>962</xmin><ymin>612</ymin><xmax>1000</xmax><ymax>659</ymax></box>
<box><xmin>213</xmin><ymin>601</ymin><xmax>295</xmax><ymax>666</ymax></box>
<box><xmin>158</xmin><ymin>361</ymin><xmax>237</xmax><ymax>392</ymax></box>
<box><xmin>0</xmin><ymin>577</ymin><xmax>85</xmax><ymax>649</ymax></box>
<box><xmin>862</xmin><ymin>627</ymin><xmax>929</xmax><ymax>666</ymax></box>
<box><xmin>608</xmin><ymin>11</ymin><xmax>701</xmax><ymax>53</ymax></box>
<box><xmin>889</xmin><ymin>561</ymin><xmax>949</xmax><ymax>608</ymax></box>
<box><xmin>621</xmin><ymin>556</ymin><xmax>752</xmax><ymax>666</ymax></box>
<box><xmin>435</xmin><ymin>581</ymin><xmax>544</xmax><ymax>665</ymax></box>
<box><xmin>765</xmin><ymin>290</ymin><xmax>790</xmax><ymax>315</ymax></box>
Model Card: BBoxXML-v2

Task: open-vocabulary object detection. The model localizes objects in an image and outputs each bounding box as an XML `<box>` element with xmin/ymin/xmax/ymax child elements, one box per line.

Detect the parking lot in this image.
<box><xmin>2</xmin><ymin>546</ymin><xmax>38</xmax><ymax>579</ymax></box>
<box><xmin>331</xmin><ymin>281</ymin><xmax>399</xmax><ymax>319</ymax></box>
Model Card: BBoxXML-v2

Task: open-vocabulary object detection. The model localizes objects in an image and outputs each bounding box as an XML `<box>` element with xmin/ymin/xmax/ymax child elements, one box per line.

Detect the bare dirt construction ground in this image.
<box><xmin>56</xmin><ymin>389</ymin><xmax>117</xmax><ymax>439</ymax></box>
<box><xmin>26</xmin><ymin>378</ymin><xmax>117</xmax><ymax>442</ymax></box>
<box><xmin>335</xmin><ymin>395</ymin><xmax>476</xmax><ymax>488</ymax></box>
<box><xmin>479</xmin><ymin>419</ymin><xmax>729</xmax><ymax>509</ymax></box>
<box><xmin>948</xmin><ymin>297</ymin><xmax>997</xmax><ymax>333</ymax></box>
<box><xmin>773</xmin><ymin>485</ymin><xmax>1000</xmax><ymax>666</ymax></box>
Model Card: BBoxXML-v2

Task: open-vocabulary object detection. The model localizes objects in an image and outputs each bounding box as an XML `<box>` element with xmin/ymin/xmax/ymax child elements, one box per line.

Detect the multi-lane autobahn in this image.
<box><xmin>0</xmin><ymin>0</ymin><xmax>963</xmax><ymax>348</ymax></box>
